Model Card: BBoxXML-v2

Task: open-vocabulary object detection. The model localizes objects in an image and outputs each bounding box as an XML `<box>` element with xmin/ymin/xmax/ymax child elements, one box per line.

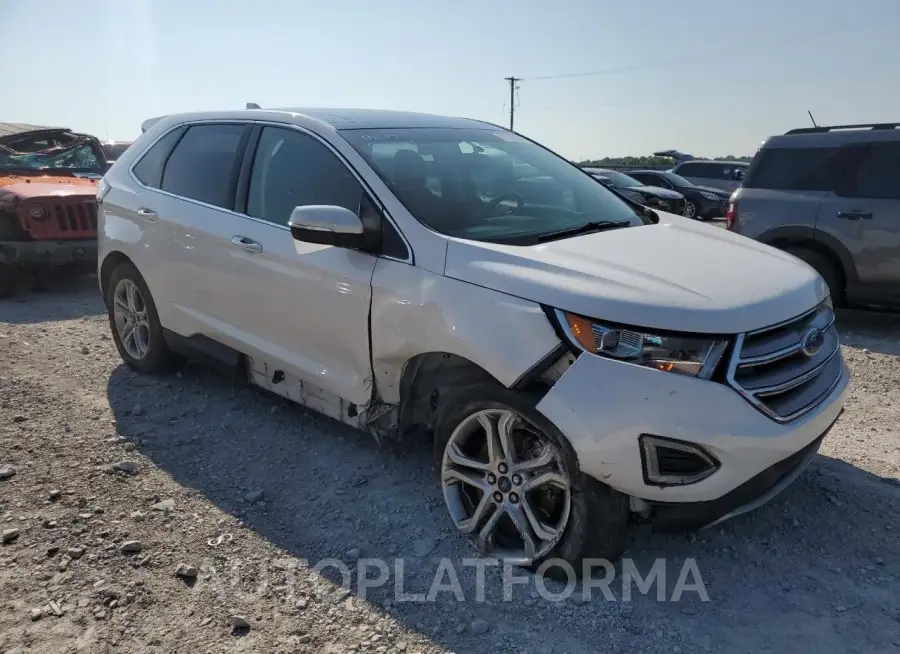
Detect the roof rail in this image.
<box><xmin>785</xmin><ymin>122</ymin><xmax>900</xmax><ymax>135</ymax></box>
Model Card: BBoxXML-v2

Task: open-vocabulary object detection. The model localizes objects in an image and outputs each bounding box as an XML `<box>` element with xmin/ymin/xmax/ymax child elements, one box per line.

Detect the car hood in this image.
<box><xmin>629</xmin><ymin>185</ymin><xmax>683</xmax><ymax>199</ymax></box>
<box><xmin>0</xmin><ymin>175</ymin><xmax>97</xmax><ymax>201</ymax></box>
<box><xmin>444</xmin><ymin>213</ymin><xmax>826</xmax><ymax>334</ymax></box>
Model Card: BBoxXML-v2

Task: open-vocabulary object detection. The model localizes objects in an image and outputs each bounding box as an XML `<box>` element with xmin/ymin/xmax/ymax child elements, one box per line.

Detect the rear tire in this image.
<box><xmin>104</xmin><ymin>261</ymin><xmax>181</xmax><ymax>373</ymax></box>
<box><xmin>434</xmin><ymin>383</ymin><xmax>630</xmax><ymax>577</ymax></box>
<box><xmin>783</xmin><ymin>246</ymin><xmax>845</xmax><ymax>306</ymax></box>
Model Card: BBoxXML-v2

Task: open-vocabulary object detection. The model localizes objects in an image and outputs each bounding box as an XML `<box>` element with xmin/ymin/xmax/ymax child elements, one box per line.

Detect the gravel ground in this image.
<box><xmin>1</xmin><ymin>277</ymin><xmax>899</xmax><ymax>654</ymax></box>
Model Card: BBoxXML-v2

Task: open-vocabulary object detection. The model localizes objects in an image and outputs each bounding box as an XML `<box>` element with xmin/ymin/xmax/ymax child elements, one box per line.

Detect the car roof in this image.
<box><xmin>761</xmin><ymin>123</ymin><xmax>900</xmax><ymax>149</ymax></box>
<box><xmin>142</xmin><ymin>108</ymin><xmax>500</xmax><ymax>134</ymax></box>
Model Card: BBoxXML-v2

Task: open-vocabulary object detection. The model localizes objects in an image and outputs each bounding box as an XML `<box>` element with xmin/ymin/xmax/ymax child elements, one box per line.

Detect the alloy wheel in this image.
<box><xmin>441</xmin><ymin>408</ymin><xmax>572</xmax><ymax>565</ymax></box>
<box><xmin>684</xmin><ymin>201</ymin><xmax>697</xmax><ymax>219</ymax></box>
<box><xmin>112</xmin><ymin>278</ymin><xmax>152</xmax><ymax>360</ymax></box>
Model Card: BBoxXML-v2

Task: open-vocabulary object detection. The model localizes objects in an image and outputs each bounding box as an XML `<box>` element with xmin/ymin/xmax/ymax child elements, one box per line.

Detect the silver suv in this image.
<box><xmin>670</xmin><ymin>159</ymin><xmax>748</xmax><ymax>193</ymax></box>
<box><xmin>728</xmin><ymin>122</ymin><xmax>900</xmax><ymax>310</ymax></box>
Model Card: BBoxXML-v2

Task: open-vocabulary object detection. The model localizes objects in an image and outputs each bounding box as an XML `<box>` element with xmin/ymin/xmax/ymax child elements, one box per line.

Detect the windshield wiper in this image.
<box><xmin>535</xmin><ymin>220</ymin><xmax>632</xmax><ymax>243</ymax></box>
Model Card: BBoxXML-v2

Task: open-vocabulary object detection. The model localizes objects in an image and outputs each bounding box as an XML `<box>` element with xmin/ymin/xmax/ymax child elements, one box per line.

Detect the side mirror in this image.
<box><xmin>288</xmin><ymin>205</ymin><xmax>366</xmax><ymax>248</ymax></box>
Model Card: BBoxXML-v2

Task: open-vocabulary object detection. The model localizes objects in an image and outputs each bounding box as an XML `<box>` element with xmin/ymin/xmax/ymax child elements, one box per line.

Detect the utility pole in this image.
<box><xmin>504</xmin><ymin>76</ymin><xmax>521</xmax><ymax>131</ymax></box>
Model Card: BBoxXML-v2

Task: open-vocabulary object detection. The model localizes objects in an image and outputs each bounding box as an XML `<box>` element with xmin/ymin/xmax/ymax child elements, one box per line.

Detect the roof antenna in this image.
<box><xmin>807</xmin><ymin>110</ymin><xmax>818</xmax><ymax>127</ymax></box>
<box><xmin>246</xmin><ymin>102</ymin><xmax>261</xmax><ymax>109</ymax></box>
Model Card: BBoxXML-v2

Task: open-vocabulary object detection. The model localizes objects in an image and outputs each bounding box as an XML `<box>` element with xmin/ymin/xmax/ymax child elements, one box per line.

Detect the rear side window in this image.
<box><xmin>161</xmin><ymin>124</ymin><xmax>248</xmax><ymax>209</ymax></box>
<box><xmin>743</xmin><ymin>147</ymin><xmax>841</xmax><ymax>191</ymax></box>
<box><xmin>850</xmin><ymin>142</ymin><xmax>900</xmax><ymax>200</ymax></box>
<box><xmin>132</xmin><ymin>127</ymin><xmax>185</xmax><ymax>188</ymax></box>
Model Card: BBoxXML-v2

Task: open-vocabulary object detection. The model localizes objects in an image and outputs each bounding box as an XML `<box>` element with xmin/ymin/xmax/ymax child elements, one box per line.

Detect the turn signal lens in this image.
<box><xmin>564</xmin><ymin>312</ymin><xmax>595</xmax><ymax>352</ymax></box>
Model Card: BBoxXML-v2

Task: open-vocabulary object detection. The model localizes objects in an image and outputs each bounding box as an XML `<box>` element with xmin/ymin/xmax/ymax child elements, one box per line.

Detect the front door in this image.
<box><xmin>225</xmin><ymin>125</ymin><xmax>378</xmax><ymax>406</ymax></box>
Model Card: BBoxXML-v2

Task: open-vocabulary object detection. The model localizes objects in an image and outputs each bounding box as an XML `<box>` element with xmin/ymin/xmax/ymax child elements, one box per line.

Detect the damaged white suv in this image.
<box><xmin>97</xmin><ymin>108</ymin><xmax>849</xmax><ymax>571</ymax></box>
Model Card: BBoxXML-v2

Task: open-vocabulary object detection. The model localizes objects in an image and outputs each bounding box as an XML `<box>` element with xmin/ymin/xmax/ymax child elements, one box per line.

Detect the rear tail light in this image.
<box><xmin>725</xmin><ymin>199</ymin><xmax>738</xmax><ymax>231</ymax></box>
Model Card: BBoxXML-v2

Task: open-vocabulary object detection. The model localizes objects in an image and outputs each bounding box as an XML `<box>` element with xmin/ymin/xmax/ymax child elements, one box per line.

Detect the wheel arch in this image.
<box><xmin>392</xmin><ymin>345</ymin><xmax>571</xmax><ymax>436</ymax></box>
<box><xmin>758</xmin><ymin>225</ymin><xmax>857</xmax><ymax>289</ymax></box>
<box><xmin>99</xmin><ymin>250</ymin><xmax>136</xmax><ymax>296</ymax></box>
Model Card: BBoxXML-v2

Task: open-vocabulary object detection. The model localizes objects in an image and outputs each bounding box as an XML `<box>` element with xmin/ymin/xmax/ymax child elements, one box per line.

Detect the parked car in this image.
<box><xmin>627</xmin><ymin>170</ymin><xmax>731</xmax><ymax>220</ymax></box>
<box><xmin>98</xmin><ymin>107</ymin><xmax>848</xmax><ymax>571</ymax></box>
<box><xmin>0</xmin><ymin>126</ymin><xmax>105</xmax><ymax>297</ymax></box>
<box><xmin>101</xmin><ymin>140</ymin><xmax>133</xmax><ymax>165</ymax></box>
<box><xmin>671</xmin><ymin>159</ymin><xmax>749</xmax><ymax>193</ymax></box>
<box><xmin>582</xmin><ymin>167</ymin><xmax>688</xmax><ymax>217</ymax></box>
<box><xmin>729</xmin><ymin>122</ymin><xmax>900</xmax><ymax>310</ymax></box>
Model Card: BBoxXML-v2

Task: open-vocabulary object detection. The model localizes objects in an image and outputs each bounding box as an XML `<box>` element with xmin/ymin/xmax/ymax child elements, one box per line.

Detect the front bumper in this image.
<box><xmin>534</xmin><ymin>349</ymin><xmax>849</xmax><ymax>506</ymax></box>
<box><xmin>0</xmin><ymin>239</ymin><xmax>98</xmax><ymax>267</ymax></box>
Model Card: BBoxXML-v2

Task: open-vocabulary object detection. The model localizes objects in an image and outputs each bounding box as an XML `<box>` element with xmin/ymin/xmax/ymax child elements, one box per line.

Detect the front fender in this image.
<box><xmin>370</xmin><ymin>258</ymin><xmax>562</xmax><ymax>404</ymax></box>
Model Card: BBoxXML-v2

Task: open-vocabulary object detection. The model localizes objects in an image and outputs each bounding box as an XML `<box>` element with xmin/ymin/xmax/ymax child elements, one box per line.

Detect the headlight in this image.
<box><xmin>556</xmin><ymin>310</ymin><xmax>728</xmax><ymax>379</ymax></box>
<box><xmin>27</xmin><ymin>204</ymin><xmax>48</xmax><ymax>220</ymax></box>
<box><xmin>699</xmin><ymin>191</ymin><xmax>722</xmax><ymax>201</ymax></box>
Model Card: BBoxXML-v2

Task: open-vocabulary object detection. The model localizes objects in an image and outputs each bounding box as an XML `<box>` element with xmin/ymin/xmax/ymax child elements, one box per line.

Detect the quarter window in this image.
<box><xmin>247</xmin><ymin>127</ymin><xmax>363</xmax><ymax>225</ymax></box>
<box><xmin>160</xmin><ymin>124</ymin><xmax>247</xmax><ymax>209</ymax></box>
<box><xmin>132</xmin><ymin>127</ymin><xmax>186</xmax><ymax>188</ymax></box>
<box><xmin>743</xmin><ymin>147</ymin><xmax>841</xmax><ymax>191</ymax></box>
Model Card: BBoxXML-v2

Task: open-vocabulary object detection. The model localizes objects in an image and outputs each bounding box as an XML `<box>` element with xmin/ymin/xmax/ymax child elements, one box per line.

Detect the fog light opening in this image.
<box><xmin>639</xmin><ymin>434</ymin><xmax>720</xmax><ymax>486</ymax></box>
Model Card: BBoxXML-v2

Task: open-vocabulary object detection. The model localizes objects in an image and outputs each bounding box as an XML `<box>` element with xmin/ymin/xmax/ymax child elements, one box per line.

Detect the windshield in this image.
<box><xmin>340</xmin><ymin>127</ymin><xmax>645</xmax><ymax>244</ymax></box>
<box><xmin>0</xmin><ymin>138</ymin><xmax>106</xmax><ymax>175</ymax></box>
<box><xmin>657</xmin><ymin>171</ymin><xmax>695</xmax><ymax>187</ymax></box>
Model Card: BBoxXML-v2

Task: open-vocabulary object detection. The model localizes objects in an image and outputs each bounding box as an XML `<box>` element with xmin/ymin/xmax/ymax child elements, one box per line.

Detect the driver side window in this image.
<box><xmin>247</xmin><ymin>127</ymin><xmax>362</xmax><ymax>225</ymax></box>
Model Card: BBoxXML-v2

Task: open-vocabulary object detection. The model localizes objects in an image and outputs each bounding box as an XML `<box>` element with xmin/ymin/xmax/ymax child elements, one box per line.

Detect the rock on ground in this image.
<box><xmin>0</xmin><ymin>278</ymin><xmax>898</xmax><ymax>653</ymax></box>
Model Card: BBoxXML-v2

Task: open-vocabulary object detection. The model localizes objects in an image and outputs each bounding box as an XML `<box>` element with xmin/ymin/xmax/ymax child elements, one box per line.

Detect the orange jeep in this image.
<box><xmin>0</xmin><ymin>126</ymin><xmax>106</xmax><ymax>297</ymax></box>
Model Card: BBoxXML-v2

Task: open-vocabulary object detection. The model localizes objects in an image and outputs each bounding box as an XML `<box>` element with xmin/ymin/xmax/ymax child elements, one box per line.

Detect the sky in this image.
<box><xmin>3</xmin><ymin>0</ymin><xmax>899</xmax><ymax>160</ymax></box>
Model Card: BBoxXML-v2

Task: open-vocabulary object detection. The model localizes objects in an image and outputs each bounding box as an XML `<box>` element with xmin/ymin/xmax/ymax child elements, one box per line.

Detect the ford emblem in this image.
<box><xmin>800</xmin><ymin>328</ymin><xmax>825</xmax><ymax>357</ymax></box>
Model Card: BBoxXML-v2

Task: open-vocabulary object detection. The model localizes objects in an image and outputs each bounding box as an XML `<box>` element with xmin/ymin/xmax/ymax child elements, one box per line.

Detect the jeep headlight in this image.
<box><xmin>27</xmin><ymin>204</ymin><xmax>48</xmax><ymax>220</ymax></box>
<box><xmin>699</xmin><ymin>191</ymin><xmax>722</xmax><ymax>201</ymax></box>
<box><xmin>556</xmin><ymin>310</ymin><xmax>728</xmax><ymax>379</ymax></box>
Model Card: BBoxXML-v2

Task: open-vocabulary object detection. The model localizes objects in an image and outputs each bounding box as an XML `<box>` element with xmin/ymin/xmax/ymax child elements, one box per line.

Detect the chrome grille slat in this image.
<box><xmin>727</xmin><ymin>300</ymin><xmax>844</xmax><ymax>423</ymax></box>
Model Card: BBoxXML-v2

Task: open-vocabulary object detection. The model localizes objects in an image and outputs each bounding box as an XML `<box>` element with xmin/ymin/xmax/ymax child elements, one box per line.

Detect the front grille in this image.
<box><xmin>52</xmin><ymin>200</ymin><xmax>98</xmax><ymax>236</ymax></box>
<box><xmin>727</xmin><ymin>300</ymin><xmax>843</xmax><ymax>422</ymax></box>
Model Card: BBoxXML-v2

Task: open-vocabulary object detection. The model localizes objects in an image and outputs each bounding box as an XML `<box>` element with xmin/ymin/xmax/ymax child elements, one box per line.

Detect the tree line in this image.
<box><xmin>577</xmin><ymin>155</ymin><xmax>753</xmax><ymax>167</ymax></box>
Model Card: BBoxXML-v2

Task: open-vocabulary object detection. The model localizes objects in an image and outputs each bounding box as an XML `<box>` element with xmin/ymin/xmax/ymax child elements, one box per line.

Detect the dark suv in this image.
<box><xmin>728</xmin><ymin>122</ymin><xmax>900</xmax><ymax>310</ymax></box>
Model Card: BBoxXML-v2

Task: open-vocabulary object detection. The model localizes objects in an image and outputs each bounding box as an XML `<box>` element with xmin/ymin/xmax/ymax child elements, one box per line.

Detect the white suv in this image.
<box><xmin>97</xmin><ymin>108</ymin><xmax>849</xmax><ymax>571</ymax></box>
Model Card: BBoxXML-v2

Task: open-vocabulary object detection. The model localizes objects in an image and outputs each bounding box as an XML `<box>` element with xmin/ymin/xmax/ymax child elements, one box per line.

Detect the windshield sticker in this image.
<box><xmin>359</xmin><ymin>133</ymin><xmax>404</xmax><ymax>142</ymax></box>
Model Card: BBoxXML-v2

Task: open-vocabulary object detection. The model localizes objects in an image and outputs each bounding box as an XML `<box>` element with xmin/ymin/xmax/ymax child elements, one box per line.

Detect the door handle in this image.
<box><xmin>136</xmin><ymin>207</ymin><xmax>158</xmax><ymax>221</ymax></box>
<box><xmin>836</xmin><ymin>210</ymin><xmax>873</xmax><ymax>220</ymax></box>
<box><xmin>231</xmin><ymin>235</ymin><xmax>263</xmax><ymax>253</ymax></box>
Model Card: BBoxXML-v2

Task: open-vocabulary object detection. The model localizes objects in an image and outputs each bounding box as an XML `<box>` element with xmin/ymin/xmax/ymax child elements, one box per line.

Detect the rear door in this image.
<box><xmin>152</xmin><ymin>122</ymin><xmax>253</xmax><ymax>337</ymax></box>
<box><xmin>816</xmin><ymin>141</ymin><xmax>900</xmax><ymax>305</ymax></box>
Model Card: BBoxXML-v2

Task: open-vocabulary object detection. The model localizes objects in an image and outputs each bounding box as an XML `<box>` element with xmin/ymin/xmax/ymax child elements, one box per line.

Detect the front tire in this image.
<box><xmin>104</xmin><ymin>261</ymin><xmax>180</xmax><ymax>373</ymax></box>
<box><xmin>434</xmin><ymin>383</ymin><xmax>630</xmax><ymax>576</ymax></box>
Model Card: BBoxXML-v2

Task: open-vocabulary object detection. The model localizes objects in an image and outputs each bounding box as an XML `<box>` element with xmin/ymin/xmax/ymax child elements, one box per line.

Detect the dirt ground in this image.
<box><xmin>1</xmin><ymin>277</ymin><xmax>898</xmax><ymax>654</ymax></box>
